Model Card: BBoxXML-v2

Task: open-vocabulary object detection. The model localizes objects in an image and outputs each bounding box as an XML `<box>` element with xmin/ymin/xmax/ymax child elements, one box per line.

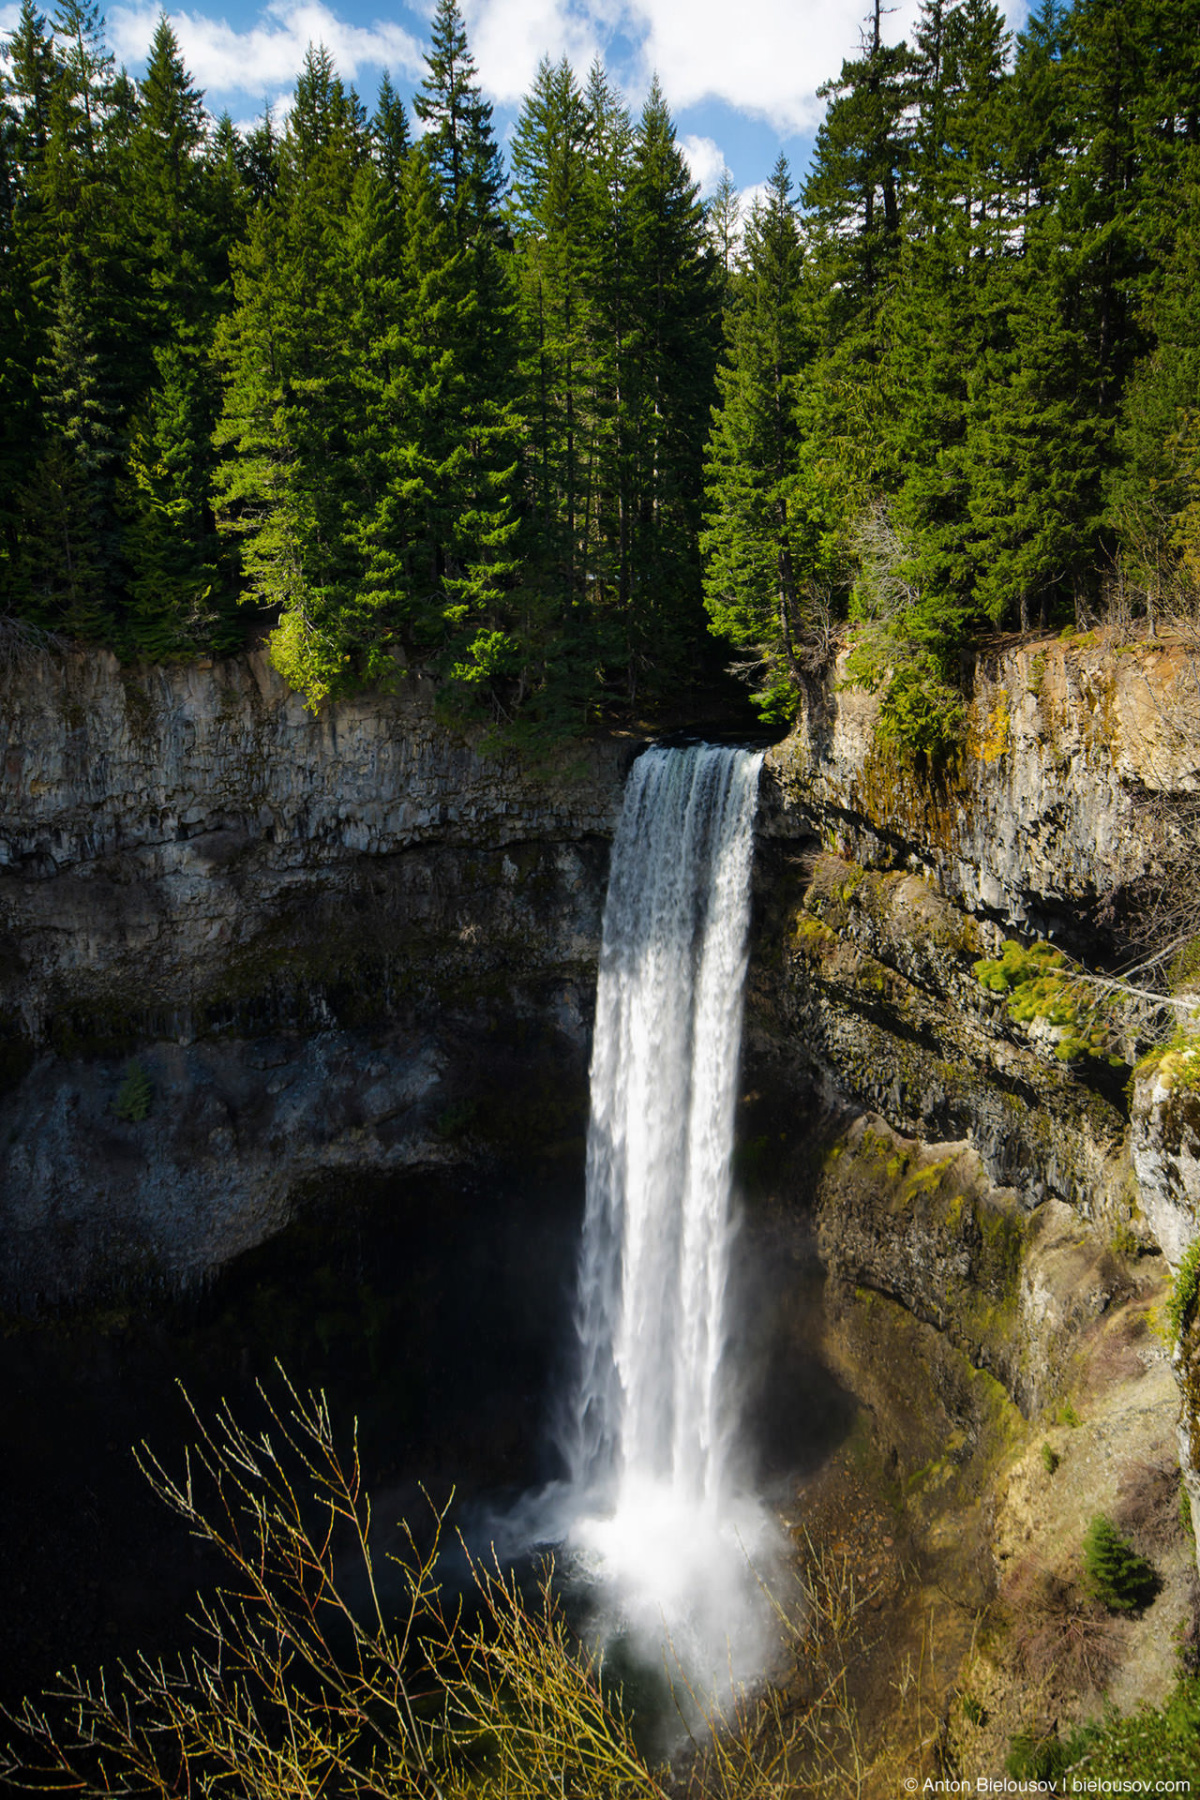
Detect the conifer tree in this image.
<box><xmin>622</xmin><ymin>77</ymin><xmax>720</xmax><ymax>695</ymax></box>
<box><xmin>413</xmin><ymin>0</ymin><xmax>504</xmax><ymax>241</ymax></box>
<box><xmin>508</xmin><ymin>55</ymin><xmax>595</xmax><ymax>589</ymax></box>
<box><xmin>111</xmin><ymin>19</ymin><xmax>242</xmax><ymax>656</ymax></box>
<box><xmin>0</xmin><ymin>14</ymin><xmax>43</xmax><ymax>570</ymax></box>
<box><xmin>1107</xmin><ymin>161</ymin><xmax>1200</xmax><ymax>619</ymax></box>
<box><xmin>18</xmin><ymin>261</ymin><xmax>123</xmax><ymax>634</ymax></box>
<box><xmin>4</xmin><ymin>0</ymin><xmax>56</xmax><ymax>188</ymax></box>
<box><xmin>577</xmin><ymin>61</ymin><xmax>636</xmax><ymax>622</ymax></box>
<box><xmin>881</xmin><ymin>0</ymin><xmax>1011</xmax><ymax>619</ymax></box>
<box><xmin>705</xmin><ymin>168</ymin><xmax>741</xmax><ymax>285</ymax></box>
<box><xmin>371</xmin><ymin>71</ymin><xmax>409</xmax><ymax>192</ymax></box>
<box><xmin>800</xmin><ymin>0</ymin><xmax>913</xmax><ymax>518</ymax></box>
<box><xmin>803</xmin><ymin>0</ymin><xmax>912</xmax><ymax>326</ymax></box>
<box><xmin>703</xmin><ymin>157</ymin><xmax>835</xmax><ymax>720</ymax></box>
<box><xmin>212</xmin><ymin>44</ymin><xmax>368</xmax><ymax>694</ymax></box>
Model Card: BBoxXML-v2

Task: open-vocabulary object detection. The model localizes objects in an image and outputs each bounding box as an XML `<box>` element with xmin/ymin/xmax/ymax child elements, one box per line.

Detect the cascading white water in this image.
<box><xmin>563</xmin><ymin>743</ymin><xmax>777</xmax><ymax>1695</ymax></box>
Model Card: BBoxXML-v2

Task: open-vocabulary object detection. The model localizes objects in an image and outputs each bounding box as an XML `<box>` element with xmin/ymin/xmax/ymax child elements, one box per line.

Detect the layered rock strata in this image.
<box><xmin>0</xmin><ymin>648</ymin><xmax>627</xmax><ymax>1301</ymax></box>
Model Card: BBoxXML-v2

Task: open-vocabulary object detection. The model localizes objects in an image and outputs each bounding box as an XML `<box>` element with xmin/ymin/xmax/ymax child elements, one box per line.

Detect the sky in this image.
<box><xmin>2</xmin><ymin>0</ymin><xmax>1032</xmax><ymax>198</ymax></box>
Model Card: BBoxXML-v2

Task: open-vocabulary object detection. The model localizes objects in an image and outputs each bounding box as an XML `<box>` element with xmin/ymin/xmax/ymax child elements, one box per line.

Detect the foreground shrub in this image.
<box><xmin>0</xmin><ymin>1378</ymin><xmax>877</xmax><ymax>1800</ymax></box>
<box><xmin>1074</xmin><ymin>1678</ymin><xmax>1200</xmax><ymax>1785</ymax></box>
<box><xmin>1006</xmin><ymin>1723</ymin><xmax>1098</xmax><ymax>1782</ymax></box>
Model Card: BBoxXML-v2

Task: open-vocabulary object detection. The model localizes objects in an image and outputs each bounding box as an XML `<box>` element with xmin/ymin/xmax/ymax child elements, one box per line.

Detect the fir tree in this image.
<box><xmin>705</xmin><ymin>168</ymin><xmax>741</xmax><ymax>285</ymax></box>
<box><xmin>622</xmin><ymin>77</ymin><xmax>720</xmax><ymax>696</ymax></box>
<box><xmin>703</xmin><ymin>157</ymin><xmax>835</xmax><ymax>720</ymax></box>
<box><xmin>3</xmin><ymin>0</ymin><xmax>56</xmax><ymax>187</ymax></box>
<box><xmin>412</xmin><ymin>0</ymin><xmax>504</xmax><ymax>241</ymax></box>
<box><xmin>212</xmin><ymin>45</ymin><xmax>367</xmax><ymax>689</ymax></box>
<box><xmin>508</xmin><ymin>55</ymin><xmax>595</xmax><ymax>591</ymax></box>
<box><xmin>371</xmin><ymin>71</ymin><xmax>409</xmax><ymax>192</ymax></box>
<box><xmin>1081</xmin><ymin>1513</ymin><xmax>1157</xmax><ymax>1612</ymax></box>
<box><xmin>18</xmin><ymin>260</ymin><xmax>123</xmax><ymax>634</ymax></box>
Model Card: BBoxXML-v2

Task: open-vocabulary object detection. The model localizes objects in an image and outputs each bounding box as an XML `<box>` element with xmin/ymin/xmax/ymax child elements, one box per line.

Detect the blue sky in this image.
<box><xmin>4</xmin><ymin>0</ymin><xmax>1031</xmax><ymax>198</ymax></box>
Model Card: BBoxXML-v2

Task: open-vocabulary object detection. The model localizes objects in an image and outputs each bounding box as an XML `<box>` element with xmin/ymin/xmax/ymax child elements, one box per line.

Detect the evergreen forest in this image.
<box><xmin>3</xmin><ymin>0</ymin><xmax>1200</xmax><ymax>748</ymax></box>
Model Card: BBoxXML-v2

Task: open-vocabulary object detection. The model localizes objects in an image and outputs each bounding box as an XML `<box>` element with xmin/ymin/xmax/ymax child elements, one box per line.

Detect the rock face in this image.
<box><xmin>762</xmin><ymin>636</ymin><xmax>1199</xmax><ymax>931</ymax></box>
<box><xmin>748</xmin><ymin>636</ymin><xmax>1200</xmax><ymax>1226</ymax></box>
<box><xmin>744</xmin><ymin>630</ymin><xmax>1200</xmax><ymax>1580</ymax></box>
<box><xmin>0</xmin><ymin>648</ymin><xmax>628</xmax><ymax>1302</ymax></box>
<box><xmin>3</xmin><ymin>631</ymin><xmax>1200</xmax><ymax>1581</ymax></box>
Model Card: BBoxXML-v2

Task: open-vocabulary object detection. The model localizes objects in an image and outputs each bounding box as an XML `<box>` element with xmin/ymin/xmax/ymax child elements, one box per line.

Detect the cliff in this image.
<box><xmin>0</xmin><ymin>648</ymin><xmax>628</xmax><ymax>1300</ymax></box>
<box><xmin>742</xmin><ymin>630</ymin><xmax>1200</xmax><ymax>1624</ymax></box>
<box><xmin>3</xmin><ymin>629</ymin><xmax>1200</xmax><ymax>1754</ymax></box>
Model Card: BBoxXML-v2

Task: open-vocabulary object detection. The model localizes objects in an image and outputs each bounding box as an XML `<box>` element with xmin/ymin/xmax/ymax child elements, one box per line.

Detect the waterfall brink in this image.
<box><xmin>563</xmin><ymin>743</ymin><xmax>778</xmax><ymax>1701</ymax></box>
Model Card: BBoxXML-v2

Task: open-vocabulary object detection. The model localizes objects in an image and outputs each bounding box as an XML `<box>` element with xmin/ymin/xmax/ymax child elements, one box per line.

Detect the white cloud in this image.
<box><xmin>459</xmin><ymin>0</ymin><xmax>934</xmax><ymax>135</ymax></box>
<box><xmin>99</xmin><ymin>0</ymin><xmax>1032</xmax><ymax>143</ymax></box>
<box><xmin>0</xmin><ymin>3</ymin><xmax>21</xmax><ymax>40</ymax></box>
<box><xmin>464</xmin><ymin>0</ymin><xmax>610</xmax><ymax>107</ymax></box>
<box><xmin>109</xmin><ymin>0</ymin><xmax>424</xmax><ymax>99</ymax></box>
<box><xmin>465</xmin><ymin>0</ymin><xmax>1031</xmax><ymax>135</ymax></box>
<box><xmin>681</xmin><ymin>133</ymin><xmax>726</xmax><ymax>198</ymax></box>
<box><xmin>737</xmin><ymin>178</ymin><xmax>770</xmax><ymax>218</ymax></box>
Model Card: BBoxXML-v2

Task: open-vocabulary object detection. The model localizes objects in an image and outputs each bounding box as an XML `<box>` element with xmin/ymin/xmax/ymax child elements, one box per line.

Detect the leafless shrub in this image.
<box><xmin>850</xmin><ymin>503</ymin><xmax>922</xmax><ymax>625</ymax></box>
<box><xmin>0</xmin><ymin>1377</ymin><xmax>888</xmax><ymax>1800</ymax></box>
<box><xmin>0</xmin><ymin>616</ymin><xmax>63</xmax><ymax>678</ymax></box>
<box><xmin>1113</xmin><ymin>1457</ymin><xmax>1188</xmax><ymax>1556</ymax></box>
<box><xmin>1001</xmin><ymin>1559</ymin><xmax>1123</xmax><ymax>1695</ymax></box>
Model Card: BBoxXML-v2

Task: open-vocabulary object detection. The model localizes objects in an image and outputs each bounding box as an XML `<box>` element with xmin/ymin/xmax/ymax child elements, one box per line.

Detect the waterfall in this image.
<box><xmin>562</xmin><ymin>743</ymin><xmax>775</xmax><ymax>1694</ymax></box>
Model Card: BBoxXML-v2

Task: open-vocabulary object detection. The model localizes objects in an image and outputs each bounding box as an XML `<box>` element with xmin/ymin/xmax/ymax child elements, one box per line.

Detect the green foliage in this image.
<box><xmin>1168</xmin><ymin>936</ymin><xmax>1200</xmax><ymax>995</ymax></box>
<box><xmin>1167</xmin><ymin>1238</ymin><xmax>1200</xmax><ymax>1345</ymax></box>
<box><xmin>1075</xmin><ymin>1679</ymin><xmax>1200</xmax><ymax>1785</ymax></box>
<box><xmin>112</xmin><ymin>1057</ymin><xmax>152</xmax><ymax>1122</ymax></box>
<box><xmin>1081</xmin><ymin>1512</ymin><xmax>1158</xmax><ymax>1613</ymax></box>
<box><xmin>1058</xmin><ymin>1400</ymin><xmax>1082</xmax><ymax>1428</ymax></box>
<box><xmin>4</xmin><ymin>0</ymin><xmax>1200</xmax><ymax>732</ymax></box>
<box><xmin>1040</xmin><ymin>1441</ymin><xmax>1059</xmax><ymax>1475</ymax></box>
<box><xmin>703</xmin><ymin>156</ymin><xmax>841</xmax><ymax>721</ymax></box>
<box><xmin>874</xmin><ymin>664</ymin><xmax>965</xmax><ymax>760</ymax></box>
<box><xmin>1006</xmin><ymin>1723</ymin><xmax>1099</xmax><ymax>1782</ymax></box>
<box><xmin>974</xmin><ymin>937</ymin><xmax>1064</xmax><ymax>995</ymax></box>
<box><xmin>960</xmin><ymin>1692</ymin><xmax>986</xmax><ymax>1726</ymax></box>
<box><xmin>973</xmin><ymin>939</ymin><xmax>1121</xmax><ymax>1064</ymax></box>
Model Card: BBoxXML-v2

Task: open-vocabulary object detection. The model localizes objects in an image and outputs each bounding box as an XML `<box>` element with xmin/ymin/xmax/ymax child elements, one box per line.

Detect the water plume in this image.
<box><xmin>561</xmin><ymin>743</ymin><xmax>780</xmax><ymax>1706</ymax></box>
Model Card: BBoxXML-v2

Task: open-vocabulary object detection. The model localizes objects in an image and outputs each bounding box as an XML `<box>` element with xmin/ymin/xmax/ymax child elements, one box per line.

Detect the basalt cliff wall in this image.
<box><xmin>5</xmin><ymin>631</ymin><xmax>1200</xmax><ymax>1748</ymax></box>
<box><xmin>2</xmin><ymin>634</ymin><xmax>1198</xmax><ymax>1367</ymax></box>
<box><xmin>743</xmin><ymin>632</ymin><xmax>1200</xmax><ymax>1598</ymax></box>
<box><xmin>0</xmin><ymin>648</ymin><xmax>629</xmax><ymax>1302</ymax></box>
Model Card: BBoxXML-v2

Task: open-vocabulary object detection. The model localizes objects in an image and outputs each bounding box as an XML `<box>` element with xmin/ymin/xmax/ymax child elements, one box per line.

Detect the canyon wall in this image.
<box><xmin>0</xmin><ymin>648</ymin><xmax>628</xmax><ymax>1301</ymax></box>
<box><xmin>3</xmin><ymin>635</ymin><xmax>1198</xmax><ymax>1505</ymax></box>
<box><xmin>743</xmin><ymin>632</ymin><xmax>1200</xmax><ymax>1591</ymax></box>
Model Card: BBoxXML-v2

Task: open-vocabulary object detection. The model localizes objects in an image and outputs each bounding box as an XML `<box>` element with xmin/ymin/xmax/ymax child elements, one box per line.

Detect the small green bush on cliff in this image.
<box><xmin>1167</xmin><ymin>1238</ymin><xmax>1200</xmax><ymax>1344</ymax></box>
<box><xmin>1006</xmin><ymin>1724</ymin><xmax>1098</xmax><ymax>1783</ymax></box>
<box><xmin>973</xmin><ymin>941</ymin><xmax>1122</xmax><ymax>1064</ymax></box>
<box><xmin>112</xmin><ymin>1059</ymin><xmax>153</xmax><ymax>1123</ymax></box>
<box><xmin>1081</xmin><ymin>1513</ymin><xmax>1158</xmax><ymax>1612</ymax></box>
<box><xmin>843</xmin><ymin>636</ymin><xmax>966</xmax><ymax>763</ymax></box>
